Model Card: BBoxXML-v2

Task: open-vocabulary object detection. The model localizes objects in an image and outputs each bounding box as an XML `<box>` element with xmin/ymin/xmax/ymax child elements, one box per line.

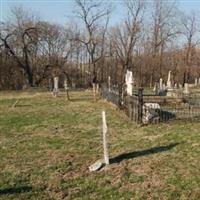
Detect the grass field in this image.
<box><xmin>0</xmin><ymin>90</ymin><xmax>200</xmax><ymax>200</ymax></box>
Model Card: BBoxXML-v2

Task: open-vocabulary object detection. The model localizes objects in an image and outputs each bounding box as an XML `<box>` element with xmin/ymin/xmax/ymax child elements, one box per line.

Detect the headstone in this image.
<box><xmin>153</xmin><ymin>82</ymin><xmax>159</xmax><ymax>95</ymax></box>
<box><xmin>125</xmin><ymin>70</ymin><xmax>133</xmax><ymax>96</ymax></box>
<box><xmin>72</xmin><ymin>82</ymin><xmax>76</xmax><ymax>89</ymax></box>
<box><xmin>179</xmin><ymin>83</ymin><xmax>183</xmax><ymax>89</ymax></box>
<box><xmin>96</xmin><ymin>83</ymin><xmax>99</xmax><ymax>93</ymax></box>
<box><xmin>64</xmin><ymin>79</ymin><xmax>68</xmax><ymax>91</ymax></box>
<box><xmin>167</xmin><ymin>71</ymin><xmax>172</xmax><ymax>89</ymax></box>
<box><xmin>142</xmin><ymin>103</ymin><xmax>160</xmax><ymax>124</ymax></box>
<box><xmin>159</xmin><ymin>78</ymin><xmax>163</xmax><ymax>91</ymax></box>
<box><xmin>158</xmin><ymin>78</ymin><xmax>167</xmax><ymax>96</ymax></box>
<box><xmin>108</xmin><ymin>76</ymin><xmax>111</xmax><ymax>92</ymax></box>
<box><xmin>163</xmin><ymin>83</ymin><xmax>166</xmax><ymax>90</ymax></box>
<box><xmin>174</xmin><ymin>83</ymin><xmax>178</xmax><ymax>89</ymax></box>
<box><xmin>195</xmin><ymin>78</ymin><xmax>198</xmax><ymax>86</ymax></box>
<box><xmin>53</xmin><ymin>77</ymin><xmax>59</xmax><ymax>97</ymax></box>
<box><xmin>183</xmin><ymin>83</ymin><xmax>189</xmax><ymax>94</ymax></box>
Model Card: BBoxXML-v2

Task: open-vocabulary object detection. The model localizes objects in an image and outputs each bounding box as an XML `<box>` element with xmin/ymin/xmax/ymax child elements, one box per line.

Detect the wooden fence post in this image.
<box><xmin>138</xmin><ymin>87</ymin><xmax>144</xmax><ymax>124</ymax></box>
<box><xmin>102</xmin><ymin>111</ymin><xmax>109</xmax><ymax>165</ymax></box>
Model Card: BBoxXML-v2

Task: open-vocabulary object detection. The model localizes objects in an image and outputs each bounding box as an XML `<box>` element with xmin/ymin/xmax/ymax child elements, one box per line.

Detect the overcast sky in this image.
<box><xmin>1</xmin><ymin>0</ymin><xmax>200</xmax><ymax>25</ymax></box>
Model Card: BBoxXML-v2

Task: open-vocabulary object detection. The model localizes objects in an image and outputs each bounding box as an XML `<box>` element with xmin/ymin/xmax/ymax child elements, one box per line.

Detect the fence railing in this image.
<box><xmin>101</xmin><ymin>84</ymin><xmax>200</xmax><ymax>124</ymax></box>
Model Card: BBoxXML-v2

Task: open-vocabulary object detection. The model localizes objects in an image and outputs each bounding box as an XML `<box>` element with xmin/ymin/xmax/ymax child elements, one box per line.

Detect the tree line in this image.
<box><xmin>0</xmin><ymin>0</ymin><xmax>200</xmax><ymax>90</ymax></box>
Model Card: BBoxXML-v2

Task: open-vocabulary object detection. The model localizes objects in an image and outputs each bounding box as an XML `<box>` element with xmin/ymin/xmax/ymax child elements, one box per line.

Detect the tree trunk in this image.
<box><xmin>26</xmin><ymin>68</ymin><xmax>34</xmax><ymax>87</ymax></box>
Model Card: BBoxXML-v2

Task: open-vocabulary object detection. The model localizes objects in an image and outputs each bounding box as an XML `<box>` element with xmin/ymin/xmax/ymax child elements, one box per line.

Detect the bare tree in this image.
<box><xmin>111</xmin><ymin>0</ymin><xmax>145</xmax><ymax>105</ymax></box>
<box><xmin>149</xmin><ymin>0</ymin><xmax>179</xmax><ymax>86</ymax></box>
<box><xmin>181</xmin><ymin>12</ymin><xmax>200</xmax><ymax>84</ymax></box>
<box><xmin>0</xmin><ymin>7</ymin><xmax>39</xmax><ymax>87</ymax></box>
<box><xmin>74</xmin><ymin>0</ymin><xmax>111</xmax><ymax>100</ymax></box>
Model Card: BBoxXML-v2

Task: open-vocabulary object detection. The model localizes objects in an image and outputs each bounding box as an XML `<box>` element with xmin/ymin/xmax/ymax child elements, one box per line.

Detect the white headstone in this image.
<box><xmin>163</xmin><ymin>83</ymin><xmax>166</xmax><ymax>90</ymax></box>
<box><xmin>167</xmin><ymin>71</ymin><xmax>172</xmax><ymax>88</ymax></box>
<box><xmin>108</xmin><ymin>76</ymin><xmax>111</xmax><ymax>92</ymax></box>
<box><xmin>195</xmin><ymin>78</ymin><xmax>198</xmax><ymax>86</ymax></box>
<box><xmin>153</xmin><ymin>82</ymin><xmax>159</xmax><ymax>95</ymax></box>
<box><xmin>64</xmin><ymin>79</ymin><xmax>68</xmax><ymax>90</ymax></box>
<box><xmin>183</xmin><ymin>83</ymin><xmax>189</xmax><ymax>94</ymax></box>
<box><xmin>159</xmin><ymin>78</ymin><xmax>163</xmax><ymax>91</ymax></box>
<box><xmin>53</xmin><ymin>77</ymin><xmax>59</xmax><ymax>96</ymax></box>
<box><xmin>179</xmin><ymin>83</ymin><xmax>183</xmax><ymax>89</ymax></box>
<box><xmin>125</xmin><ymin>70</ymin><xmax>133</xmax><ymax>96</ymax></box>
<box><xmin>96</xmin><ymin>83</ymin><xmax>99</xmax><ymax>93</ymax></box>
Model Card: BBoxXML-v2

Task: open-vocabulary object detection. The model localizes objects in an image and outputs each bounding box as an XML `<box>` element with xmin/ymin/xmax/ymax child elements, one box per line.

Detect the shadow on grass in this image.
<box><xmin>0</xmin><ymin>186</ymin><xmax>32</xmax><ymax>196</ymax></box>
<box><xmin>70</xmin><ymin>98</ymin><xmax>93</xmax><ymax>102</ymax></box>
<box><xmin>159</xmin><ymin>110</ymin><xmax>176</xmax><ymax>122</ymax></box>
<box><xmin>15</xmin><ymin>104</ymin><xmax>32</xmax><ymax>107</ymax></box>
<box><xmin>110</xmin><ymin>143</ymin><xmax>179</xmax><ymax>164</ymax></box>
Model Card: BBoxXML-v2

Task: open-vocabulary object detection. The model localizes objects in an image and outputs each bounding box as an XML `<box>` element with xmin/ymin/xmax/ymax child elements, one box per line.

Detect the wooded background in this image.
<box><xmin>1</xmin><ymin>0</ymin><xmax>200</xmax><ymax>90</ymax></box>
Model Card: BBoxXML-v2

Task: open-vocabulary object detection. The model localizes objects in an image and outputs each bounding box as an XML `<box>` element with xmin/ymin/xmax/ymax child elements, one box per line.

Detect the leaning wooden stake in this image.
<box><xmin>102</xmin><ymin>111</ymin><xmax>109</xmax><ymax>165</ymax></box>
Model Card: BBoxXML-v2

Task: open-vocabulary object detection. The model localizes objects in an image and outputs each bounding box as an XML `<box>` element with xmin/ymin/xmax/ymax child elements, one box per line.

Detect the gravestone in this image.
<box><xmin>108</xmin><ymin>76</ymin><xmax>111</xmax><ymax>92</ymax></box>
<box><xmin>64</xmin><ymin>79</ymin><xmax>68</xmax><ymax>91</ymax></box>
<box><xmin>153</xmin><ymin>82</ymin><xmax>159</xmax><ymax>95</ymax></box>
<box><xmin>183</xmin><ymin>83</ymin><xmax>189</xmax><ymax>94</ymax></box>
<box><xmin>179</xmin><ymin>83</ymin><xmax>183</xmax><ymax>89</ymax></box>
<box><xmin>195</xmin><ymin>78</ymin><xmax>198</xmax><ymax>86</ymax></box>
<box><xmin>53</xmin><ymin>77</ymin><xmax>59</xmax><ymax>97</ymax></box>
<box><xmin>163</xmin><ymin>83</ymin><xmax>166</xmax><ymax>90</ymax></box>
<box><xmin>64</xmin><ymin>79</ymin><xmax>70</xmax><ymax>100</ymax></box>
<box><xmin>143</xmin><ymin>103</ymin><xmax>161</xmax><ymax>124</ymax></box>
<box><xmin>125</xmin><ymin>70</ymin><xmax>134</xmax><ymax>96</ymax></box>
<box><xmin>72</xmin><ymin>82</ymin><xmax>76</xmax><ymax>89</ymax></box>
<box><xmin>96</xmin><ymin>83</ymin><xmax>99</xmax><ymax>93</ymax></box>
<box><xmin>159</xmin><ymin>78</ymin><xmax>163</xmax><ymax>91</ymax></box>
<box><xmin>166</xmin><ymin>71</ymin><xmax>178</xmax><ymax>97</ymax></box>
<box><xmin>158</xmin><ymin>78</ymin><xmax>167</xmax><ymax>96</ymax></box>
<box><xmin>167</xmin><ymin>71</ymin><xmax>172</xmax><ymax>89</ymax></box>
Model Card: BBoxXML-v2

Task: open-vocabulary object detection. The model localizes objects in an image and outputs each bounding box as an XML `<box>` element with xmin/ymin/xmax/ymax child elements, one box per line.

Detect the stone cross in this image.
<box><xmin>125</xmin><ymin>70</ymin><xmax>133</xmax><ymax>96</ymax></box>
<box><xmin>167</xmin><ymin>71</ymin><xmax>172</xmax><ymax>88</ymax></box>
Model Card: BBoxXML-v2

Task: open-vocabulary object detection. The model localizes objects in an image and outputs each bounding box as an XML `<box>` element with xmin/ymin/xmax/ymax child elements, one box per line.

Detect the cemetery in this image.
<box><xmin>1</xmin><ymin>0</ymin><xmax>200</xmax><ymax>199</ymax></box>
<box><xmin>102</xmin><ymin>70</ymin><xmax>200</xmax><ymax>125</ymax></box>
<box><xmin>0</xmin><ymin>82</ymin><xmax>200</xmax><ymax>199</ymax></box>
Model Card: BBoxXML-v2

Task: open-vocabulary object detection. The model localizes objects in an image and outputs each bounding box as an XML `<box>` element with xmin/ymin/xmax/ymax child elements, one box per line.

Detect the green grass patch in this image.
<box><xmin>0</xmin><ymin>90</ymin><xmax>200</xmax><ymax>199</ymax></box>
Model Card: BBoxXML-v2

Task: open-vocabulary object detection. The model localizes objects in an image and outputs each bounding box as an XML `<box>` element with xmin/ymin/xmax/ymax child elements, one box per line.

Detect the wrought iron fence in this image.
<box><xmin>101</xmin><ymin>84</ymin><xmax>200</xmax><ymax>124</ymax></box>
